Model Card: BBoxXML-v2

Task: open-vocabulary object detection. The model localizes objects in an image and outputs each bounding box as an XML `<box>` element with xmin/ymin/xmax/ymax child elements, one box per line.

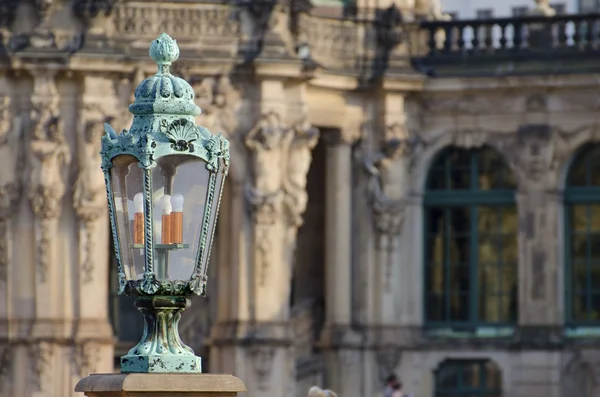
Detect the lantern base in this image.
<box><xmin>121</xmin><ymin>354</ymin><xmax>202</xmax><ymax>373</ymax></box>
<box><xmin>120</xmin><ymin>295</ymin><xmax>202</xmax><ymax>374</ymax></box>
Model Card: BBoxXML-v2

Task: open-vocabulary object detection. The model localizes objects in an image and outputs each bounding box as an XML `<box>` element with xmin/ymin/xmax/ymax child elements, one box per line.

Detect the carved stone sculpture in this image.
<box><xmin>195</xmin><ymin>75</ymin><xmax>240</xmax><ymax>138</ymax></box>
<box><xmin>72</xmin><ymin>0</ymin><xmax>120</xmax><ymax>28</ymax></box>
<box><xmin>73</xmin><ymin>117</ymin><xmax>109</xmax><ymax>283</ymax></box>
<box><xmin>249</xmin><ymin>345</ymin><xmax>276</xmax><ymax>391</ymax></box>
<box><xmin>29</xmin><ymin>101</ymin><xmax>71</xmax><ymax>282</ymax></box>
<box><xmin>504</xmin><ymin>124</ymin><xmax>561</xmax><ymax>189</ymax></box>
<box><xmin>0</xmin><ymin>97</ymin><xmax>22</xmax><ymax>282</ymax></box>
<box><xmin>308</xmin><ymin>386</ymin><xmax>338</xmax><ymax>397</ymax></box>
<box><xmin>245</xmin><ymin>110</ymin><xmax>293</xmax><ymax>223</ymax></box>
<box><xmin>72</xmin><ymin>342</ymin><xmax>100</xmax><ymax>378</ymax></box>
<box><xmin>414</xmin><ymin>0</ymin><xmax>452</xmax><ymax>20</ymax></box>
<box><xmin>283</xmin><ymin>116</ymin><xmax>319</xmax><ymax>231</ymax></box>
<box><xmin>364</xmin><ymin>123</ymin><xmax>416</xmax><ymax>292</ymax></box>
<box><xmin>29</xmin><ymin>342</ymin><xmax>54</xmax><ymax>393</ymax></box>
<box><xmin>530</xmin><ymin>0</ymin><xmax>557</xmax><ymax>17</ymax></box>
<box><xmin>364</xmin><ymin>137</ymin><xmax>411</xmax><ymax>236</ymax></box>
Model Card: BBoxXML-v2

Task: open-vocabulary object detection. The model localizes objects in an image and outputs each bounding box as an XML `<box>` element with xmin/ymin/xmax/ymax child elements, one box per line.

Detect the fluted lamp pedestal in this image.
<box><xmin>75</xmin><ymin>373</ymin><xmax>247</xmax><ymax>397</ymax></box>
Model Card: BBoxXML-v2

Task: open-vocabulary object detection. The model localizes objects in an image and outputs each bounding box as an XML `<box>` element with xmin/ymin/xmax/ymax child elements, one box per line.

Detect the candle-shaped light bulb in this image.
<box><xmin>127</xmin><ymin>200</ymin><xmax>135</xmax><ymax>221</ymax></box>
<box><xmin>161</xmin><ymin>195</ymin><xmax>172</xmax><ymax>244</ymax></box>
<box><xmin>133</xmin><ymin>192</ymin><xmax>144</xmax><ymax>245</ymax></box>
<box><xmin>171</xmin><ymin>194</ymin><xmax>184</xmax><ymax>244</ymax></box>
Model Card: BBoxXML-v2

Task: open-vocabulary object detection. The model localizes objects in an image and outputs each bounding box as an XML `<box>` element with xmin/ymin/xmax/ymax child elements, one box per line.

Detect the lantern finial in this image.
<box><xmin>128</xmin><ymin>33</ymin><xmax>200</xmax><ymax>121</ymax></box>
<box><xmin>149</xmin><ymin>32</ymin><xmax>180</xmax><ymax>71</ymax></box>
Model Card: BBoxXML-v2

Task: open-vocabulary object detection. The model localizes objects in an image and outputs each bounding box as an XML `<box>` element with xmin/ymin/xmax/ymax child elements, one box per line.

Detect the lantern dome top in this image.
<box><xmin>128</xmin><ymin>33</ymin><xmax>201</xmax><ymax>118</ymax></box>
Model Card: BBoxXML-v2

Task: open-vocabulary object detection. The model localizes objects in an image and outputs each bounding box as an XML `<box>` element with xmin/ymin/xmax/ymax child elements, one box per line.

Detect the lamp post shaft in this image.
<box><xmin>121</xmin><ymin>296</ymin><xmax>201</xmax><ymax>373</ymax></box>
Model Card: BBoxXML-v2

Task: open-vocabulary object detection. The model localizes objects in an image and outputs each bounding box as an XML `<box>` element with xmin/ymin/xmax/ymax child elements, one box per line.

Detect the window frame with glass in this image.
<box><xmin>434</xmin><ymin>358</ymin><xmax>503</xmax><ymax>397</ymax></box>
<box><xmin>564</xmin><ymin>144</ymin><xmax>600</xmax><ymax>333</ymax></box>
<box><xmin>423</xmin><ymin>146</ymin><xmax>518</xmax><ymax>335</ymax></box>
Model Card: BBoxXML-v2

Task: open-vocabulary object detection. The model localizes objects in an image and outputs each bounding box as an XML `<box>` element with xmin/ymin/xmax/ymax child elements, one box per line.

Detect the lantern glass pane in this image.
<box><xmin>151</xmin><ymin>155</ymin><xmax>211</xmax><ymax>281</ymax></box>
<box><xmin>200</xmin><ymin>168</ymin><xmax>225</xmax><ymax>269</ymax></box>
<box><xmin>110</xmin><ymin>155</ymin><xmax>146</xmax><ymax>281</ymax></box>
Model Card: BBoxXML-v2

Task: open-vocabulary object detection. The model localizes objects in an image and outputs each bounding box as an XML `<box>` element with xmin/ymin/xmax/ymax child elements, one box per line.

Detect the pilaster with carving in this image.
<box><xmin>74</xmin><ymin>108</ymin><xmax>108</xmax><ymax>284</ymax></box>
<box><xmin>29</xmin><ymin>341</ymin><xmax>55</xmax><ymax>394</ymax></box>
<box><xmin>195</xmin><ymin>74</ymin><xmax>241</xmax><ymax>139</ymax></box>
<box><xmin>500</xmin><ymin>125</ymin><xmax>576</xmax><ymax>325</ymax></box>
<box><xmin>28</xmin><ymin>71</ymin><xmax>70</xmax><ymax>285</ymax></box>
<box><xmin>72</xmin><ymin>0</ymin><xmax>120</xmax><ymax>36</ymax></box>
<box><xmin>363</xmin><ymin>122</ymin><xmax>416</xmax><ymax>292</ymax></box>
<box><xmin>249</xmin><ymin>344</ymin><xmax>277</xmax><ymax>391</ymax></box>
<box><xmin>0</xmin><ymin>345</ymin><xmax>12</xmax><ymax>396</ymax></box>
<box><xmin>0</xmin><ymin>95</ymin><xmax>23</xmax><ymax>285</ymax></box>
<box><xmin>245</xmin><ymin>110</ymin><xmax>289</xmax><ymax>289</ymax></box>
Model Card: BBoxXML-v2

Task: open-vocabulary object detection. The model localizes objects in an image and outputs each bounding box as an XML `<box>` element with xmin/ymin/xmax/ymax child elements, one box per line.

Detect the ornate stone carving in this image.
<box><xmin>114</xmin><ymin>3</ymin><xmax>239</xmax><ymax>38</ymax></box>
<box><xmin>0</xmin><ymin>345</ymin><xmax>12</xmax><ymax>394</ymax></box>
<box><xmin>364</xmin><ymin>122</ymin><xmax>416</xmax><ymax>261</ymax></box>
<box><xmin>245</xmin><ymin>110</ymin><xmax>293</xmax><ymax>222</ymax></box>
<box><xmin>304</xmin><ymin>16</ymin><xmax>358</xmax><ymax>68</ymax></box>
<box><xmin>6</xmin><ymin>31</ymin><xmax>83</xmax><ymax>54</ymax></box>
<box><xmin>562</xmin><ymin>351</ymin><xmax>598</xmax><ymax>397</ymax></box>
<box><xmin>283</xmin><ymin>116</ymin><xmax>319</xmax><ymax>233</ymax></box>
<box><xmin>0</xmin><ymin>0</ymin><xmax>19</xmax><ymax>28</ymax></box>
<box><xmin>530</xmin><ymin>0</ymin><xmax>557</xmax><ymax>17</ymax></box>
<box><xmin>249</xmin><ymin>345</ymin><xmax>276</xmax><ymax>391</ymax></box>
<box><xmin>72</xmin><ymin>0</ymin><xmax>119</xmax><ymax>27</ymax></box>
<box><xmin>420</xmin><ymin>93</ymin><xmax>514</xmax><ymax>116</ymax></box>
<box><xmin>234</xmin><ymin>0</ymin><xmax>279</xmax><ymax>55</ymax></box>
<box><xmin>74</xmin><ymin>115</ymin><xmax>109</xmax><ymax>284</ymax></box>
<box><xmin>72</xmin><ymin>342</ymin><xmax>101</xmax><ymax>378</ymax></box>
<box><xmin>501</xmin><ymin>124</ymin><xmax>563</xmax><ymax>189</ymax></box>
<box><xmin>35</xmin><ymin>0</ymin><xmax>55</xmax><ymax>22</ymax></box>
<box><xmin>414</xmin><ymin>0</ymin><xmax>453</xmax><ymax>20</ymax></box>
<box><xmin>29</xmin><ymin>342</ymin><xmax>54</xmax><ymax>392</ymax></box>
<box><xmin>0</xmin><ymin>96</ymin><xmax>23</xmax><ymax>282</ymax></box>
<box><xmin>375</xmin><ymin>345</ymin><xmax>402</xmax><ymax>383</ymax></box>
<box><xmin>195</xmin><ymin>75</ymin><xmax>240</xmax><ymax>138</ymax></box>
<box><xmin>29</xmin><ymin>90</ymin><xmax>71</xmax><ymax>282</ymax></box>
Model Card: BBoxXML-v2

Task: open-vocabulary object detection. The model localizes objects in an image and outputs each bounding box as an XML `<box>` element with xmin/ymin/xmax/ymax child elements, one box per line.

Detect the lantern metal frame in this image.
<box><xmin>100</xmin><ymin>33</ymin><xmax>229</xmax><ymax>373</ymax></box>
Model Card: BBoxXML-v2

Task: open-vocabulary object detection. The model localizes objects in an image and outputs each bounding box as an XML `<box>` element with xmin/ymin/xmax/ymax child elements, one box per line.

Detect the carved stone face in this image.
<box><xmin>518</xmin><ymin>126</ymin><xmax>553</xmax><ymax>181</ymax></box>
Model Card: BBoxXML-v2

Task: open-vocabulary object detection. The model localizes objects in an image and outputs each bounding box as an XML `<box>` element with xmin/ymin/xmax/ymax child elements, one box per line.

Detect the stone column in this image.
<box><xmin>25</xmin><ymin>69</ymin><xmax>71</xmax><ymax>397</ymax></box>
<box><xmin>502</xmin><ymin>125</ymin><xmax>563</xmax><ymax>329</ymax></box>
<box><xmin>320</xmin><ymin>125</ymin><xmax>362</xmax><ymax>397</ymax></box>
<box><xmin>324</xmin><ymin>131</ymin><xmax>353</xmax><ymax>326</ymax></box>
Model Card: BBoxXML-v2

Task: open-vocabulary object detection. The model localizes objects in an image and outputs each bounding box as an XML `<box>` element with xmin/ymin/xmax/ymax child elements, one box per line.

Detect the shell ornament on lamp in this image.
<box><xmin>100</xmin><ymin>33</ymin><xmax>229</xmax><ymax>374</ymax></box>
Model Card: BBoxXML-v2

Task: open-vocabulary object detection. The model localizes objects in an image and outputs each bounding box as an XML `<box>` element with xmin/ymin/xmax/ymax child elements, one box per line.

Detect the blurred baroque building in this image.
<box><xmin>1</xmin><ymin>0</ymin><xmax>600</xmax><ymax>397</ymax></box>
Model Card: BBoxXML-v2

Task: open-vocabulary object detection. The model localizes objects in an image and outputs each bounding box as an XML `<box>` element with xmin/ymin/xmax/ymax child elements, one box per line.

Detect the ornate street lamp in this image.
<box><xmin>101</xmin><ymin>33</ymin><xmax>229</xmax><ymax>373</ymax></box>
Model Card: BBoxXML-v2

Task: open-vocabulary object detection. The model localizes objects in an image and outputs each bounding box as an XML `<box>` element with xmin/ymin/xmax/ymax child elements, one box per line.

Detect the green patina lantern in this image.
<box><xmin>101</xmin><ymin>33</ymin><xmax>229</xmax><ymax>373</ymax></box>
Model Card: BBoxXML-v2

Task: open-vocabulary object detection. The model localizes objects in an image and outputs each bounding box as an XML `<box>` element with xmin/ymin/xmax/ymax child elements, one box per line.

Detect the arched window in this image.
<box><xmin>424</xmin><ymin>146</ymin><xmax>518</xmax><ymax>331</ymax></box>
<box><xmin>564</xmin><ymin>144</ymin><xmax>600</xmax><ymax>327</ymax></box>
<box><xmin>434</xmin><ymin>359</ymin><xmax>503</xmax><ymax>397</ymax></box>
